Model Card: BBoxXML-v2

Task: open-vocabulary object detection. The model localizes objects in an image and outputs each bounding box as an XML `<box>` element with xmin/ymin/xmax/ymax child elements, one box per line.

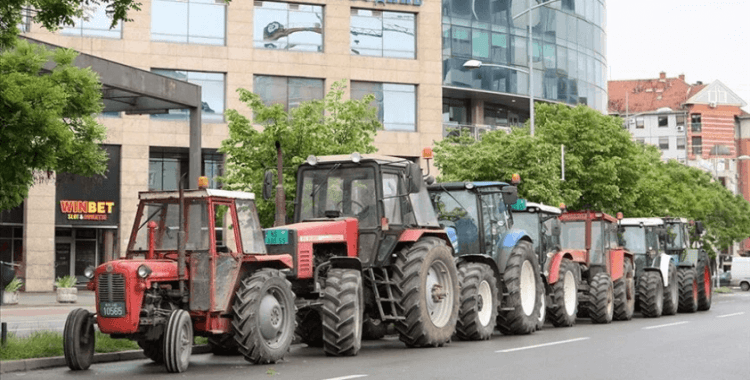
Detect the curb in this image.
<box><xmin>0</xmin><ymin>345</ymin><xmax>211</xmax><ymax>374</ymax></box>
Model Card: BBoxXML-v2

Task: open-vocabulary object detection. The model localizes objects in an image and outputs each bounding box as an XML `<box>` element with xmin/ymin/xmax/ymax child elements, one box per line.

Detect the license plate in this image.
<box><xmin>100</xmin><ymin>302</ymin><xmax>126</xmax><ymax>317</ymax></box>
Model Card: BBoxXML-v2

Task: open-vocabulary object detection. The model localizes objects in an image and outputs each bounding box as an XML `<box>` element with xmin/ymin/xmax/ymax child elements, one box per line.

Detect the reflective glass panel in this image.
<box><xmin>151</xmin><ymin>70</ymin><xmax>225</xmax><ymax>122</ymax></box>
<box><xmin>151</xmin><ymin>0</ymin><xmax>225</xmax><ymax>45</ymax></box>
<box><xmin>60</xmin><ymin>4</ymin><xmax>122</xmax><ymax>38</ymax></box>
<box><xmin>253</xmin><ymin>75</ymin><xmax>323</xmax><ymax>111</ymax></box>
<box><xmin>351</xmin><ymin>9</ymin><xmax>415</xmax><ymax>58</ymax></box>
<box><xmin>255</xmin><ymin>1</ymin><xmax>323</xmax><ymax>52</ymax></box>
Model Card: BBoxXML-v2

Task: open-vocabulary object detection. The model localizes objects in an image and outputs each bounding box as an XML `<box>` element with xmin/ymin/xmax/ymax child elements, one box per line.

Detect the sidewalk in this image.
<box><xmin>1</xmin><ymin>289</ymin><xmax>95</xmax><ymax>308</ymax></box>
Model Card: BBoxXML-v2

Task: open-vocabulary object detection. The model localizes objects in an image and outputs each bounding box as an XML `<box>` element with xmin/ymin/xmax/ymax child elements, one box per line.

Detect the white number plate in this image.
<box><xmin>100</xmin><ymin>302</ymin><xmax>125</xmax><ymax>317</ymax></box>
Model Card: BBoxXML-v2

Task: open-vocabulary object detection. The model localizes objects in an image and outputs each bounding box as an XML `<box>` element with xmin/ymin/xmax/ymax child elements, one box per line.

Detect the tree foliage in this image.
<box><xmin>434</xmin><ymin>102</ymin><xmax>750</xmax><ymax>257</ymax></box>
<box><xmin>0</xmin><ymin>40</ymin><xmax>107</xmax><ymax>210</ymax></box>
<box><xmin>1</xmin><ymin>0</ymin><xmax>143</xmax><ymax>49</ymax></box>
<box><xmin>219</xmin><ymin>80</ymin><xmax>381</xmax><ymax>227</ymax></box>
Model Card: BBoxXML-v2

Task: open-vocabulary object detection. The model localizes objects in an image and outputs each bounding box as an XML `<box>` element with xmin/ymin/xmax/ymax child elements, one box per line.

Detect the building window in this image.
<box><xmin>691</xmin><ymin>114</ymin><xmax>702</xmax><ymax>132</ymax></box>
<box><xmin>151</xmin><ymin>70</ymin><xmax>225</xmax><ymax>122</ymax></box>
<box><xmin>253</xmin><ymin>76</ymin><xmax>324</xmax><ymax>111</ymax></box>
<box><xmin>254</xmin><ymin>1</ymin><xmax>323</xmax><ymax>52</ymax></box>
<box><xmin>149</xmin><ymin>148</ymin><xmax>223</xmax><ymax>191</ymax></box>
<box><xmin>676</xmin><ymin>114</ymin><xmax>685</xmax><ymax>128</ymax></box>
<box><xmin>658</xmin><ymin>116</ymin><xmax>668</xmax><ymax>127</ymax></box>
<box><xmin>659</xmin><ymin>137</ymin><xmax>669</xmax><ymax>150</ymax></box>
<box><xmin>676</xmin><ymin>137</ymin><xmax>686</xmax><ymax>150</ymax></box>
<box><xmin>60</xmin><ymin>4</ymin><xmax>122</xmax><ymax>38</ymax></box>
<box><xmin>151</xmin><ymin>0</ymin><xmax>226</xmax><ymax>45</ymax></box>
<box><xmin>692</xmin><ymin>136</ymin><xmax>702</xmax><ymax>155</ymax></box>
<box><xmin>351</xmin><ymin>81</ymin><xmax>416</xmax><ymax>132</ymax></box>
<box><xmin>484</xmin><ymin>103</ymin><xmax>509</xmax><ymax>127</ymax></box>
<box><xmin>350</xmin><ymin>9</ymin><xmax>415</xmax><ymax>59</ymax></box>
<box><xmin>636</xmin><ymin>116</ymin><xmax>644</xmax><ymax>129</ymax></box>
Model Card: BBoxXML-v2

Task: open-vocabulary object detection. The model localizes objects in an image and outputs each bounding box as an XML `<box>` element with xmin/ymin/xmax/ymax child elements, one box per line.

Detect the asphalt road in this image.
<box><xmin>3</xmin><ymin>292</ymin><xmax>748</xmax><ymax>380</ymax></box>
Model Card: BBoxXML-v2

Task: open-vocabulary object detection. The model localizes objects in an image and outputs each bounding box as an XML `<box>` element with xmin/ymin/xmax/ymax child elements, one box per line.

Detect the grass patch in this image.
<box><xmin>715</xmin><ymin>287</ymin><xmax>733</xmax><ymax>294</ymax></box>
<box><xmin>1</xmin><ymin>331</ymin><xmax>211</xmax><ymax>361</ymax></box>
<box><xmin>0</xmin><ymin>331</ymin><xmax>139</xmax><ymax>361</ymax></box>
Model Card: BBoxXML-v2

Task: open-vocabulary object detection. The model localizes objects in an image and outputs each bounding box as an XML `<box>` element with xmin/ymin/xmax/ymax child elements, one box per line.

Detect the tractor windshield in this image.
<box><xmin>665</xmin><ymin>223</ymin><xmax>685</xmax><ymax>250</ymax></box>
<box><xmin>559</xmin><ymin>221</ymin><xmax>586</xmax><ymax>250</ymax></box>
<box><xmin>620</xmin><ymin>227</ymin><xmax>647</xmax><ymax>254</ymax></box>
<box><xmin>131</xmin><ymin>199</ymin><xmax>209</xmax><ymax>252</ymax></box>
<box><xmin>431</xmin><ymin>189</ymin><xmax>480</xmax><ymax>253</ymax></box>
<box><xmin>298</xmin><ymin>166</ymin><xmax>378</xmax><ymax>228</ymax></box>
<box><xmin>513</xmin><ymin>213</ymin><xmax>539</xmax><ymax>242</ymax></box>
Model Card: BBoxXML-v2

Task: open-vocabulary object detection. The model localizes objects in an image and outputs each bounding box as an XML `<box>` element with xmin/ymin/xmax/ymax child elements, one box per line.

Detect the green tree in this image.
<box><xmin>0</xmin><ymin>40</ymin><xmax>108</xmax><ymax>210</ymax></box>
<box><xmin>1</xmin><ymin>1</ymin><xmax>142</xmax><ymax>49</ymax></box>
<box><xmin>434</xmin><ymin>102</ymin><xmax>750</xmax><ymax>256</ymax></box>
<box><xmin>219</xmin><ymin>80</ymin><xmax>381</xmax><ymax>227</ymax></box>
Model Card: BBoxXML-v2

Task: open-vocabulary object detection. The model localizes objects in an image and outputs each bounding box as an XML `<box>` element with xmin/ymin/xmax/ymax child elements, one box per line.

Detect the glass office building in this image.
<box><xmin>442</xmin><ymin>0</ymin><xmax>607</xmax><ymax>134</ymax></box>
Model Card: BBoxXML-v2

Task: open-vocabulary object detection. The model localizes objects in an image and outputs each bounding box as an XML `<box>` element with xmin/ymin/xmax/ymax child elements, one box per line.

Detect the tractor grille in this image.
<box><xmin>97</xmin><ymin>273</ymin><xmax>126</xmax><ymax>302</ymax></box>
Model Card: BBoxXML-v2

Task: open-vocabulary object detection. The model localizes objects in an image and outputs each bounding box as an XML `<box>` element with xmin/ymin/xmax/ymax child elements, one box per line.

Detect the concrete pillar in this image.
<box><xmin>23</xmin><ymin>176</ymin><xmax>56</xmax><ymax>291</ymax></box>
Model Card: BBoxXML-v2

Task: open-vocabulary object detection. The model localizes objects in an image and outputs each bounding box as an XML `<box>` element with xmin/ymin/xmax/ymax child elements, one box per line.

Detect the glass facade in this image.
<box><xmin>254</xmin><ymin>1</ymin><xmax>324</xmax><ymax>52</ymax></box>
<box><xmin>150</xmin><ymin>69</ymin><xmax>226</xmax><ymax>122</ymax></box>
<box><xmin>350</xmin><ymin>9</ymin><xmax>416</xmax><ymax>59</ymax></box>
<box><xmin>60</xmin><ymin>4</ymin><xmax>122</xmax><ymax>38</ymax></box>
<box><xmin>442</xmin><ymin>0</ymin><xmax>607</xmax><ymax>113</ymax></box>
<box><xmin>351</xmin><ymin>81</ymin><xmax>417</xmax><ymax>131</ymax></box>
<box><xmin>151</xmin><ymin>0</ymin><xmax>226</xmax><ymax>45</ymax></box>
<box><xmin>253</xmin><ymin>75</ymin><xmax>325</xmax><ymax>111</ymax></box>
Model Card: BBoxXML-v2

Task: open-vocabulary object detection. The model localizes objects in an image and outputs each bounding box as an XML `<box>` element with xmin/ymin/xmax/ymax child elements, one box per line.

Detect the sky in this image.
<box><xmin>606</xmin><ymin>0</ymin><xmax>750</xmax><ymax>112</ymax></box>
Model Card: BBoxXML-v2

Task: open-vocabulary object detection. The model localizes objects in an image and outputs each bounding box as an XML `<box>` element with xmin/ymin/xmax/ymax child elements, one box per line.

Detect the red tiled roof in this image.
<box><xmin>608</xmin><ymin>74</ymin><xmax>707</xmax><ymax>115</ymax></box>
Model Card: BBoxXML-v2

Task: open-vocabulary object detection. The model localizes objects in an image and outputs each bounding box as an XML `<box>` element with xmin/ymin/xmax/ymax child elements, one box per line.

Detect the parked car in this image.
<box><xmin>712</xmin><ymin>271</ymin><xmax>731</xmax><ymax>287</ymax></box>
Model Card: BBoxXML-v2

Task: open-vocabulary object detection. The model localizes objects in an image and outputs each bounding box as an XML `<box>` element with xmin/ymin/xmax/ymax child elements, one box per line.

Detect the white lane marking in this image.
<box><xmin>717</xmin><ymin>312</ymin><xmax>745</xmax><ymax>318</ymax></box>
<box><xmin>323</xmin><ymin>375</ymin><xmax>368</xmax><ymax>380</ymax></box>
<box><xmin>642</xmin><ymin>321</ymin><xmax>689</xmax><ymax>330</ymax></box>
<box><xmin>496</xmin><ymin>337</ymin><xmax>590</xmax><ymax>353</ymax></box>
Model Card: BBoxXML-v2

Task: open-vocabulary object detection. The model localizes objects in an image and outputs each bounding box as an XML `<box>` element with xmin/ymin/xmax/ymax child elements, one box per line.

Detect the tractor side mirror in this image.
<box><xmin>262</xmin><ymin>170</ymin><xmax>274</xmax><ymax>200</ymax></box>
<box><xmin>406</xmin><ymin>163</ymin><xmax>423</xmax><ymax>194</ymax></box>
<box><xmin>501</xmin><ymin>186</ymin><xmax>518</xmax><ymax>206</ymax></box>
<box><xmin>551</xmin><ymin>225</ymin><xmax>561</xmax><ymax>236</ymax></box>
<box><xmin>694</xmin><ymin>221</ymin><xmax>705</xmax><ymax>235</ymax></box>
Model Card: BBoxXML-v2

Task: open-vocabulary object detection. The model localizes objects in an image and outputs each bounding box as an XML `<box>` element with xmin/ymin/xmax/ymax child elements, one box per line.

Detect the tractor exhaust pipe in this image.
<box><xmin>178</xmin><ymin>175</ymin><xmax>187</xmax><ymax>302</ymax></box>
<box><xmin>274</xmin><ymin>141</ymin><xmax>286</xmax><ymax>227</ymax></box>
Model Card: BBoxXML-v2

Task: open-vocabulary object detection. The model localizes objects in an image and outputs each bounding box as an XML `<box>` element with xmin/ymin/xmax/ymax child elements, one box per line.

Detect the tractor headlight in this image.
<box><xmin>137</xmin><ymin>265</ymin><xmax>152</xmax><ymax>279</ymax></box>
<box><xmin>84</xmin><ymin>266</ymin><xmax>95</xmax><ymax>279</ymax></box>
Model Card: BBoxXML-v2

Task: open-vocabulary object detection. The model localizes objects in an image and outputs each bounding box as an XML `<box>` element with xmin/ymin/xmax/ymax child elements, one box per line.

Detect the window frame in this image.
<box><xmin>350</xmin><ymin>8</ymin><xmax>416</xmax><ymax>59</ymax></box>
<box><xmin>351</xmin><ymin>81</ymin><xmax>418</xmax><ymax>132</ymax></box>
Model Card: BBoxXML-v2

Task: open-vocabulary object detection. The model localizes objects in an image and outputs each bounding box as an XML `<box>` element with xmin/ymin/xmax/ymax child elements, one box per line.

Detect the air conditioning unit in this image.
<box><xmin>677</xmin><ymin>125</ymin><xmax>684</xmax><ymax>132</ymax></box>
<box><xmin>709</xmin><ymin>101</ymin><xmax>717</xmax><ymax>108</ymax></box>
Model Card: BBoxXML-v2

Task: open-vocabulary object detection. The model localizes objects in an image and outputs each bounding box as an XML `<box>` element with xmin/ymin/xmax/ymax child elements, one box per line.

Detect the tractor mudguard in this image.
<box><xmin>455</xmin><ymin>253</ymin><xmax>500</xmax><ymax>279</ymax></box>
<box><xmin>547</xmin><ymin>250</ymin><xmax>583</xmax><ymax>284</ymax></box>
<box><xmin>328</xmin><ymin>256</ymin><xmax>363</xmax><ymax>272</ymax></box>
<box><xmin>495</xmin><ymin>229</ymin><xmax>532</xmax><ymax>272</ymax></box>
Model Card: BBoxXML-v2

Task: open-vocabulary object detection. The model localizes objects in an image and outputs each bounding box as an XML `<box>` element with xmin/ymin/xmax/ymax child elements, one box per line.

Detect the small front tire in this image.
<box><xmin>455</xmin><ymin>262</ymin><xmax>498</xmax><ymax>341</ymax></box>
<box><xmin>164</xmin><ymin>309</ymin><xmax>193</xmax><ymax>373</ymax></box>
<box><xmin>63</xmin><ymin>308</ymin><xmax>96</xmax><ymax>371</ymax></box>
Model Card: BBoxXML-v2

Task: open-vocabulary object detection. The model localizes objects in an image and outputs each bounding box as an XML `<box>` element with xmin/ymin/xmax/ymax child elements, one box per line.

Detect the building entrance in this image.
<box><xmin>54</xmin><ymin>228</ymin><xmax>117</xmax><ymax>284</ymax></box>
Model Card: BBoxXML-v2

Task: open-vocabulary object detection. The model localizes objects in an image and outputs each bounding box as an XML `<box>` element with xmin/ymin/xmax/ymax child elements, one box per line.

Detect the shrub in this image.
<box><xmin>54</xmin><ymin>275</ymin><xmax>77</xmax><ymax>288</ymax></box>
<box><xmin>5</xmin><ymin>277</ymin><xmax>23</xmax><ymax>292</ymax></box>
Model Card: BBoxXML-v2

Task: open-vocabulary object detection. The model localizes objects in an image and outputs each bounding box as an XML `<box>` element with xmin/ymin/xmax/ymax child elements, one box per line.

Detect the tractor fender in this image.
<box><xmin>456</xmin><ymin>254</ymin><xmax>501</xmax><ymax>280</ymax></box>
<box><xmin>609</xmin><ymin>249</ymin><xmax>630</xmax><ymax>282</ymax></box>
<box><xmin>495</xmin><ymin>229</ymin><xmax>532</xmax><ymax>273</ymax></box>
<box><xmin>656</xmin><ymin>253</ymin><xmax>673</xmax><ymax>287</ymax></box>
<box><xmin>399</xmin><ymin>229</ymin><xmax>452</xmax><ymax>247</ymax></box>
<box><xmin>328</xmin><ymin>256</ymin><xmax>363</xmax><ymax>272</ymax></box>
<box><xmin>547</xmin><ymin>251</ymin><xmax>577</xmax><ymax>284</ymax></box>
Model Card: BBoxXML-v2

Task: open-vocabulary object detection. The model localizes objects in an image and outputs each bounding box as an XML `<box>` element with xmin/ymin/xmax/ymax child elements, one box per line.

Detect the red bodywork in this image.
<box><xmin>281</xmin><ymin>218</ymin><xmax>360</xmax><ymax>279</ymax></box>
<box><xmin>548</xmin><ymin>210</ymin><xmax>631</xmax><ymax>284</ymax></box>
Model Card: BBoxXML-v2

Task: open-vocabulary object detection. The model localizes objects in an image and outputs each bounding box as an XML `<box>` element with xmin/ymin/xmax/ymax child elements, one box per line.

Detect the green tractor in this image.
<box><xmin>662</xmin><ymin>218</ymin><xmax>712</xmax><ymax>312</ymax></box>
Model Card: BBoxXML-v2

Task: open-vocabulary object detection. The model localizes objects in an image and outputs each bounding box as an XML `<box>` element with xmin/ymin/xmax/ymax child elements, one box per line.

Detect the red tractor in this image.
<box><xmin>64</xmin><ymin>178</ymin><xmax>296</xmax><ymax>373</ymax></box>
<box><xmin>263</xmin><ymin>153</ymin><xmax>460</xmax><ymax>356</ymax></box>
<box><xmin>545</xmin><ymin>210</ymin><xmax>635</xmax><ymax>325</ymax></box>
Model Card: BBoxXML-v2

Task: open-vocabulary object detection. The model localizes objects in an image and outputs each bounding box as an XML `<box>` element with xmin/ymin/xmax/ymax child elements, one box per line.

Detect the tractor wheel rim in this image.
<box><xmin>520</xmin><ymin>260</ymin><xmax>536</xmax><ymax>316</ymax></box>
<box><xmin>606</xmin><ymin>283</ymin><xmax>614</xmax><ymax>317</ymax></box>
<box><xmin>692</xmin><ymin>279</ymin><xmax>698</xmax><ymax>302</ymax></box>
<box><xmin>179</xmin><ymin>320</ymin><xmax>191</xmax><ymax>364</ymax></box>
<box><xmin>538</xmin><ymin>292</ymin><xmax>546</xmax><ymax>324</ymax></box>
<box><xmin>426</xmin><ymin>260</ymin><xmax>452</xmax><ymax>328</ymax></box>
<box><xmin>477</xmin><ymin>280</ymin><xmax>493</xmax><ymax>326</ymax></box>
<box><xmin>259</xmin><ymin>290</ymin><xmax>284</xmax><ymax>343</ymax></box>
<box><xmin>563</xmin><ymin>271</ymin><xmax>576</xmax><ymax>316</ymax></box>
<box><xmin>704</xmin><ymin>267</ymin><xmax>711</xmax><ymax>295</ymax></box>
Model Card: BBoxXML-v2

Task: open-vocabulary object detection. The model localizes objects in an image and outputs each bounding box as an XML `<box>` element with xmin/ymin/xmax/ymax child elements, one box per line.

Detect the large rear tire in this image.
<box><xmin>496</xmin><ymin>241</ymin><xmax>542</xmax><ymax>335</ymax></box>
<box><xmin>547</xmin><ymin>259</ymin><xmax>578</xmax><ymax>327</ymax></box>
<box><xmin>614</xmin><ymin>259</ymin><xmax>635</xmax><ymax>321</ymax></box>
<box><xmin>322</xmin><ymin>268</ymin><xmax>363</xmax><ymax>356</ymax></box>
<box><xmin>63</xmin><ymin>308</ymin><xmax>95</xmax><ymax>371</ymax></box>
<box><xmin>295</xmin><ymin>309</ymin><xmax>323</xmax><ymax>347</ymax></box>
<box><xmin>138</xmin><ymin>338</ymin><xmax>164</xmax><ymax>363</ymax></box>
<box><xmin>637</xmin><ymin>271</ymin><xmax>663</xmax><ymax>318</ymax></box>
<box><xmin>164</xmin><ymin>309</ymin><xmax>192</xmax><ymax>373</ymax></box>
<box><xmin>677</xmin><ymin>267</ymin><xmax>698</xmax><ymax>313</ymax></box>
<box><xmin>393</xmin><ymin>237</ymin><xmax>460</xmax><ymax>348</ymax></box>
<box><xmin>455</xmin><ymin>262</ymin><xmax>498</xmax><ymax>341</ymax></box>
<box><xmin>696</xmin><ymin>261</ymin><xmax>712</xmax><ymax>311</ymax></box>
<box><xmin>662</xmin><ymin>261</ymin><xmax>679</xmax><ymax>316</ymax></box>
<box><xmin>588</xmin><ymin>272</ymin><xmax>614</xmax><ymax>324</ymax></box>
<box><xmin>232</xmin><ymin>268</ymin><xmax>296</xmax><ymax>364</ymax></box>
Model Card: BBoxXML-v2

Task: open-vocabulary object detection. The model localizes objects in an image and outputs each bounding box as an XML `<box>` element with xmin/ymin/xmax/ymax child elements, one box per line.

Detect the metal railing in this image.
<box><xmin>442</xmin><ymin>123</ymin><xmax>512</xmax><ymax>141</ymax></box>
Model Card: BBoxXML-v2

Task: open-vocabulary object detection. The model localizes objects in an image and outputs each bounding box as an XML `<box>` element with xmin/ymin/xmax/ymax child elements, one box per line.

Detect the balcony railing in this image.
<box><xmin>442</xmin><ymin>123</ymin><xmax>512</xmax><ymax>141</ymax></box>
<box><xmin>691</xmin><ymin>123</ymin><xmax>702</xmax><ymax>132</ymax></box>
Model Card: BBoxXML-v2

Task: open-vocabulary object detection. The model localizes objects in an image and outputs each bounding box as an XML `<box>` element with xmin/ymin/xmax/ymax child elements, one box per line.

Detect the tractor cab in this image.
<box><xmin>662</xmin><ymin>217</ymin><xmax>702</xmax><ymax>264</ymax></box>
<box><xmin>510</xmin><ymin>200</ymin><xmax>562</xmax><ymax>268</ymax></box>
<box><xmin>558</xmin><ymin>211</ymin><xmax>624</xmax><ymax>272</ymax></box>
<box><xmin>618</xmin><ymin>218</ymin><xmax>666</xmax><ymax>279</ymax></box>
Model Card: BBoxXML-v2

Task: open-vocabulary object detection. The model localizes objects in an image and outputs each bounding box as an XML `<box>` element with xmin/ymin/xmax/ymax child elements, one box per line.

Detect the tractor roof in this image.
<box><xmin>139</xmin><ymin>189</ymin><xmax>256</xmax><ymax>201</ymax></box>
<box><xmin>427</xmin><ymin>181</ymin><xmax>511</xmax><ymax>191</ymax></box>
<box><xmin>307</xmin><ymin>154</ymin><xmax>413</xmax><ymax>167</ymax></box>
<box><xmin>620</xmin><ymin>217</ymin><xmax>663</xmax><ymax>227</ymax></box>
<box><xmin>559</xmin><ymin>210</ymin><xmax>617</xmax><ymax>223</ymax></box>
<box><xmin>662</xmin><ymin>217</ymin><xmax>689</xmax><ymax>224</ymax></box>
<box><xmin>519</xmin><ymin>202</ymin><xmax>562</xmax><ymax>215</ymax></box>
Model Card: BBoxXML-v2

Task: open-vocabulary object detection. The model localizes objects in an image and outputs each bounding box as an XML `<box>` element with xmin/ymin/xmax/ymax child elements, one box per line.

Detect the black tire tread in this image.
<box><xmin>613</xmin><ymin>260</ymin><xmax>635</xmax><ymax>321</ymax></box>
<box><xmin>696</xmin><ymin>262</ymin><xmax>712</xmax><ymax>311</ymax></box>
<box><xmin>662</xmin><ymin>261</ymin><xmax>679</xmax><ymax>316</ymax></box>
<box><xmin>637</xmin><ymin>271</ymin><xmax>663</xmax><ymax>318</ymax></box>
<box><xmin>63</xmin><ymin>308</ymin><xmax>95</xmax><ymax>371</ymax></box>
<box><xmin>455</xmin><ymin>262</ymin><xmax>498</xmax><ymax>341</ymax></box>
<box><xmin>588</xmin><ymin>272</ymin><xmax>614</xmax><ymax>324</ymax></box>
<box><xmin>164</xmin><ymin>309</ymin><xmax>192</xmax><ymax>373</ymax></box>
<box><xmin>547</xmin><ymin>259</ymin><xmax>578</xmax><ymax>327</ymax></box>
<box><xmin>322</xmin><ymin>268</ymin><xmax>363</xmax><ymax>356</ymax></box>
<box><xmin>677</xmin><ymin>267</ymin><xmax>698</xmax><ymax>313</ymax></box>
<box><xmin>496</xmin><ymin>241</ymin><xmax>542</xmax><ymax>335</ymax></box>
